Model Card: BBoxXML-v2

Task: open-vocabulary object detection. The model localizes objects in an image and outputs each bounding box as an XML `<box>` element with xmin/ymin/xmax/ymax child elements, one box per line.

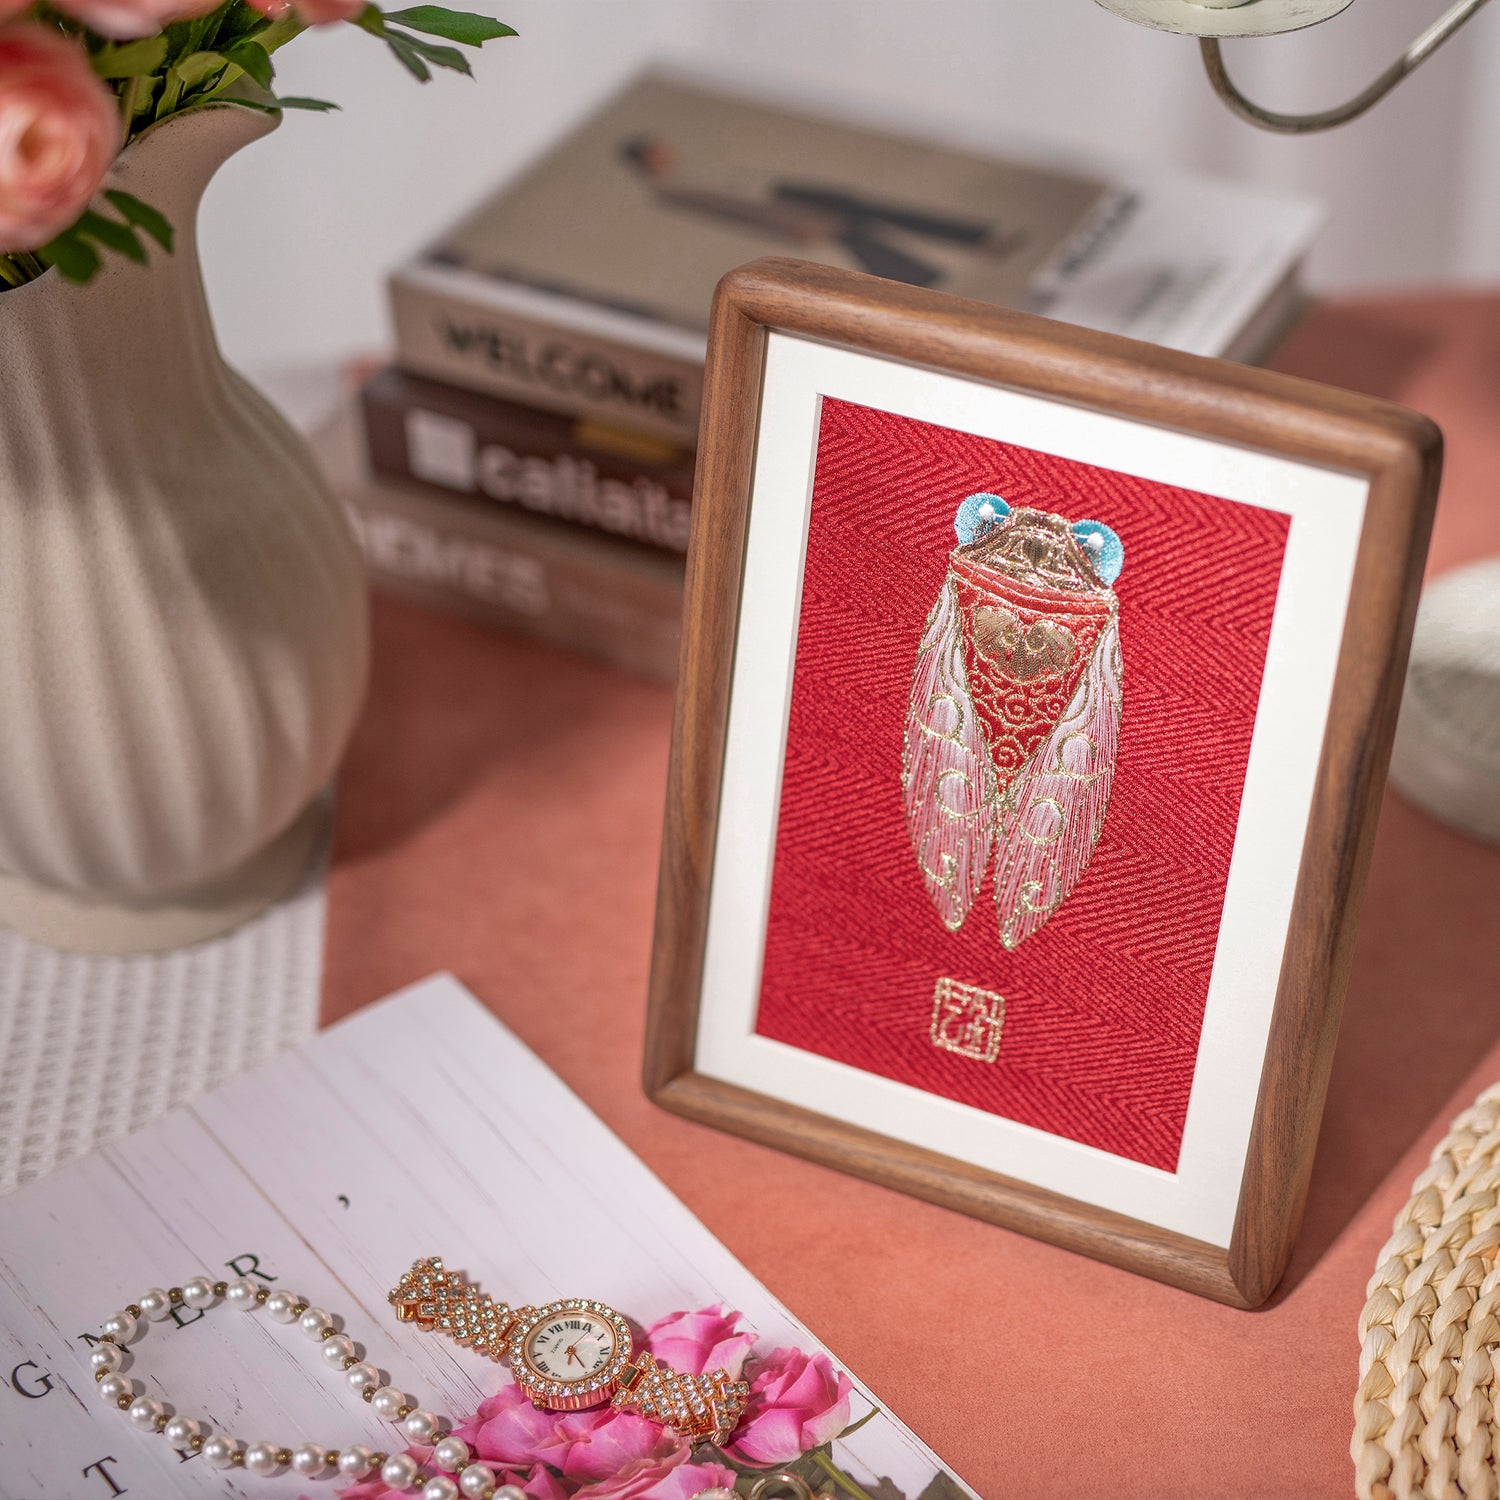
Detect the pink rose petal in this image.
<box><xmin>556</xmin><ymin>1409</ymin><xmax>675</xmax><ymax>1482</ymax></box>
<box><xmin>728</xmin><ymin>1346</ymin><xmax>852</xmax><ymax>1467</ymax></box>
<box><xmin>571</xmin><ymin>1446</ymin><xmax>739</xmax><ymax>1500</ymax></box>
<box><xmin>0</xmin><ymin>27</ymin><xmax>117</xmax><ymax>250</ymax></box>
<box><xmin>643</xmin><ymin>1306</ymin><xmax>757</xmax><ymax>1381</ymax></box>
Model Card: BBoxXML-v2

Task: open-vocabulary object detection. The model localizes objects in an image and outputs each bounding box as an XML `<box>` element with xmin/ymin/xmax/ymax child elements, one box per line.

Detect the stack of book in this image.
<box><xmin>328</xmin><ymin>72</ymin><xmax>1321</xmax><ymax>681</ymax></box>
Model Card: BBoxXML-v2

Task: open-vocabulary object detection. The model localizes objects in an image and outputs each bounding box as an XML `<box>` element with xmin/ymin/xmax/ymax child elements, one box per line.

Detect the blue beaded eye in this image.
<box><xmin>1071</xmin><ymin>519</ymin><xmax>1123</xmax><ymax>584</ymax></box>
<box><xmin>954</xmin><ymin>492</ymin><xmax>1011</xmax><ymax>545</ymax></box>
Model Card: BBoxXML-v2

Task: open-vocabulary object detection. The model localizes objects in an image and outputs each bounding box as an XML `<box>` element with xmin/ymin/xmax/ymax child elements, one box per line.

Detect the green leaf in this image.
<box><xmin>161</xmin><ymin>16</ymin><xmax>219</xmax><ymax>65</ymax></box>
<box><xmin>38</xmin><ymin>232</ymin><xmax>100</xmax><ymax>285</ymax></box>
<box><xmin>216</xmin><ymin>5</ymin><xmax>274</xmax><ymax>42</ymax></box>
<box><xmin>383</xmin><ymin>32</ymin><xmax>431</xmax><ymax>80</ymax></box>
<box><xmin>172</xmin><ymin>49</ymin><xmax>229</xmax><ymax>88</ymax></box>
<box><xmin>91</xmin><ymin>35</ymin><xmax>168</xmax><ymax>78</ymax></box>
<box><xmin>835</xmin><ymin>1406</ymin><xmax>882</xmax><ymax>1441</ymax></box>
<box><xmin>221</xmin><ymin>38</ymin><xmax>273</xmax><ymax>89</ymax></box>
<box><xmin>353</xmin><ymin>4</ymin><xmax>388</xmax><ymax>35</ymax></box>
<box><xmin>76</xmin><ymin>210</ymin><xmax>146</xmax><ymax>264</ymax></box>
<box><xmin>386</xmin><ymin>27</ymin><xmax>469</xmax><ymax>73</ymax></box>
<box><xmin>381</xmin><ymin>6</ymin><xmax>516</xmax><ymax>44</ymax></box>
<box><xmin>104</xmin><ymin>190</ymin><xmax>173</xmax><ymax>253</ymax></box>
<box><xmin>205</xmin><ymin>93</ymin><xmax>340</xmax><ymax>115</ymax></box>
<box><xmin>114</xmin><ymin>72</ymin><xmax>157</xmax><ymax>131</ymax></box>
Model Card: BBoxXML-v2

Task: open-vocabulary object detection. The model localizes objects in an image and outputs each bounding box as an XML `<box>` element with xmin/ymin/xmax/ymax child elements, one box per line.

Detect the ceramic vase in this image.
<box><xmin>0</xmin><ymin>104</ymin><xmax>370</xmax><ymax>953</ymax></box>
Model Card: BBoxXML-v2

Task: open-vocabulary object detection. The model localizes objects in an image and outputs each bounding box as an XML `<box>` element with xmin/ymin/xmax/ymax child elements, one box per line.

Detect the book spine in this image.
<box><xmin>343</xmin><ymin>486</ymin><xmax>684</xmax><ymax>687</ymax></box>
<box><xmin>390</xmin><ymin>271</ymin><xmax>705</xmax><ymax>445</ymax></box>
<box><xmin>360</xmin><ymin>368</ymin><xmax>695</xmax><ymax>557</ymax></box>
<box><xmin>342</xmin><ymin>478</ymin><xmax>685</xmax><ymax>683</ymax></box>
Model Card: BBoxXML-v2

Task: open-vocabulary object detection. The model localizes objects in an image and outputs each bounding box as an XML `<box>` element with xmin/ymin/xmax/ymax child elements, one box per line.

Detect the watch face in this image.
<box><xmin>511</xmin><ymin>1299</ymin><xmax>633</xmax><ymax>1409</ymax></box>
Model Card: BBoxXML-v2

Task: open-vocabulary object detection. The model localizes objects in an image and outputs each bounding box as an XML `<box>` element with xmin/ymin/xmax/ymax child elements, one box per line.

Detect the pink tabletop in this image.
<box><xmin>321</xmin><ymin>294</ymin><xmax>1500</xmax><ymax>1499</ymax></box>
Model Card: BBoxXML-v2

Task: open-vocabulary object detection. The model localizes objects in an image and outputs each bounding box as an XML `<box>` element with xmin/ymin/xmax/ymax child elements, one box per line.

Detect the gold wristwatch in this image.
<box><xmin>388</xmin><ymin>1258</ymin><xmax>749</xmax><ymax>1445</ymax></box>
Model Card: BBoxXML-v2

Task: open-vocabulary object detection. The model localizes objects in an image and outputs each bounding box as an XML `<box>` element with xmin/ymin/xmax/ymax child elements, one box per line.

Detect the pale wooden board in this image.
<box><xmin>0</xmin><ymin>974</ymin><xmax>969</xmax><ymax>1499</ymax></box>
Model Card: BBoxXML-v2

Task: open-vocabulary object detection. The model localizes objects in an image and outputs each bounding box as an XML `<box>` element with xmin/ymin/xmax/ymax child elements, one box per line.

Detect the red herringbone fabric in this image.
<box><xmin>752</xmin><ymin>398</ymin><xmax>1290</xmax><ymax>1171</ymax></box>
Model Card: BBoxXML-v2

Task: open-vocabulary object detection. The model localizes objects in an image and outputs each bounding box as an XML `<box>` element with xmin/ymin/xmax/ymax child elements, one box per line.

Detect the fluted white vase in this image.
<box><xmin>0</xmin><ymin>103</ymin><xmax>369</xmax><ymax>953</ymax></box>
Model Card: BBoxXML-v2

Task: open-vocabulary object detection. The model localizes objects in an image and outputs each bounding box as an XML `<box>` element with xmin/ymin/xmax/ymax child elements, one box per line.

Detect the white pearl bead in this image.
<box><xmin>459</xmin><ymin>1462</ymin><xmax>498</xmax><ymax>1499</ymax></box>
<box><xmin>225</xmin><ymin>1278</ymin><xmax>259</xmax><ymax>1309</ymax></box>
<box><xmin>291</xmin><ymin>1442</ymin><xmax>327</xmax><ymax>1476</ymax></box>
<box><xmin>202</xmin><ymin>1434</ymin><xmax>239</xmax><ymax>1469</ymax></box>
<box><xmin>321</xmin><ymin>1333</ymin><xmax>356</xmax><ymax>1367</ymax></box>
<box><xmin>338</xmin><ymin>1444</ymin><xmax>374</xmax><ymax>1478</ymax></box>
<box><xmin>89</xmin><ymin>1343</ymin><xmax>124</xmax><ymax>1375</ymax></box>
<box><xmin>372</xmin><ymin>1385</ymin><xmax>406</xmax><ymax>1419</ymax></box>
<box><xmin>434</xmin><ymin>1435</ymin><xmax>469</xmax><ymax>1471</ymax></box>
<box><xmin>163</xmin><ymin>1415</ymin><xmax>199</xmax><ymax>1447</ymax></box>
<box><xmin>299</xmin><ymin>1306</ymin><xmax>333</xmax><ymax>1339</ymax></box>
<box><xmin>98</xmin><ymin>1373</ymin><xmax>133</xmax><ymax>1404</ymax></box>
<box><xmin>694</xmin><ymin>1490</ymin><xmax>736</xmax><ymax>1500</ymax></box>
<box><xmin>244</xmin><ymin>1441</ymin><xmax>282</xmax><ymax>1476</ymax></box>
<box><xmin>127</xmin><ymin>1395</ymin><xmax>163</xmax><ymax>1430</ymax></box>
<box><xmin>181</xmin><ymin>1276</ymin><xmax>216</xmax><ymax>1310</ymax></box>
<box><xmin>493</xmin><ymin>1485</ymin><xmax>526</xmax><ymax>1500</ymax></box>
<box><xmin>382</xmin><ymin>1452</ymin><xmax>422</xmax><ymax>1489</ymax></box>
<box><xmin>423</xmin><ymin>1478</ymin><xmax>459</xmax><ymax>1500</ymax></box>
<box><xmin>264</xmin><ymin>1289</ymin><xmax>300</xmax><ymax>1323</ymax></box>
<box><xmin>403</xmin><ymin>1409</ymin><xmax>440</xmax><ymax>1444</ymax></box>
<box><xmin>138</xmin><ymin>1288</ymin><xmax>173</xmax><ymax>1322</ymax></box>
<box><xmin>102</xmin><ymin>1310</ymin><xmax>137</xmax><ymax>1343</ymax></box>
<box><xmin>346</xmin><ymin>1361</ymin><xmax>380</xmax><ymax>1393</ymax></box>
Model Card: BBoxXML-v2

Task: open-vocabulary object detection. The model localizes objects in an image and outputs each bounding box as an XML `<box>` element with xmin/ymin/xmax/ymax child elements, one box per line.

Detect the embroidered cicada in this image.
<box><xmin>901</xmin><ymin>492</ymin><xmax>1124</xmax><ymax>951</ymax></box>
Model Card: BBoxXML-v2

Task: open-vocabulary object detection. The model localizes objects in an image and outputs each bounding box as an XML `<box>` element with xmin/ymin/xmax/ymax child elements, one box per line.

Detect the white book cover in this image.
<box><xmin>0</xmin><ymin>975</ymin><xmax>971</xmax><ymax>1500</ymax></box>
<box><xmin>389</xmin><ymin>73</ymin><xmax>1319</xmax><ymax>441</ymax></box>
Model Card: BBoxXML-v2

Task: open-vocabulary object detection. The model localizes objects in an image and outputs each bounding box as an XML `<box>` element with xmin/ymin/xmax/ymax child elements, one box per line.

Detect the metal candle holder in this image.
<box><xmin>1093</xmin><ymin>0</ymin><xmax>1493</xmax><ymax>132</ymax></box>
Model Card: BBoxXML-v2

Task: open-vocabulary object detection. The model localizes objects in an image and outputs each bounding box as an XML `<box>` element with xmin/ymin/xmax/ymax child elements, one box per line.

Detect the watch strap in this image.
<box><xmin>388</xmin><ymin>1256</ymin><xmax>525</xmax><ymax>1363</ymax></box>
<box><xmin>610</xmin><ymin>1352</ymin><xmax>750</xmax><ymax>1445</ymax></box>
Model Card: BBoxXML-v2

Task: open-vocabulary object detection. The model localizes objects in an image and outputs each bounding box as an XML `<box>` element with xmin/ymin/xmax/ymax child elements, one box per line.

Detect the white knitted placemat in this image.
<box><xmin>0</xmin><ymin>804</ymin><xmax>327</xmax><ymax>1196</ymax></box>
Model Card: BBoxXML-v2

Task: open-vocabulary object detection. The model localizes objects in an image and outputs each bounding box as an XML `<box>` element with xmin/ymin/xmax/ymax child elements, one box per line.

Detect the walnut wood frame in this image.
<box><xmin>643</xmin><ymin>256</ymin><xmax>1441</xmax><ymax>1308</ymax></box>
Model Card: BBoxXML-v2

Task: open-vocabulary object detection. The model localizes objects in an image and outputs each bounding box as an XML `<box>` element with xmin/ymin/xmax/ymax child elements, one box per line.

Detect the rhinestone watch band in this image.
<box><xmin>608</xmin><ymin>1352</ymin><xmax>747</xmax><ymax>1444</ymax></box>
<box><xmin>388</xmin><ymin>1258</ymin><xmax>522</xmax><ymax>1361</ymax></box>
<box><xmin>386</xmin><ymin>1257</ymin><xmax>749</xmax><ymax>1446</ymax></box>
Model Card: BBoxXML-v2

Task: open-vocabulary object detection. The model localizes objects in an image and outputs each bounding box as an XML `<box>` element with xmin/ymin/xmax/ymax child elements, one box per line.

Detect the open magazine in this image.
<box><xmin>0</xmin><ymin>974</ymin><xmax>973</xmax><ymax>1500</ymax></box>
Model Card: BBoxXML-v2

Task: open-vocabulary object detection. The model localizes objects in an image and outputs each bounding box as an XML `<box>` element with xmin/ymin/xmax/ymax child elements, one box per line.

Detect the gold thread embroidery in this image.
<box><xmin>929</xmin><ymin>977</ymin><xmax>1006</xmax><ymax>1063</ymax></box>
<box><xmin>903</xmin><ymin>503</ymin><xmax>1124</xmax><ymax>954</ymax></box>
<box><xmin>972</xmin><ymin>606</ymin><xmax>1077</xmax><ymax>682</ymax></box>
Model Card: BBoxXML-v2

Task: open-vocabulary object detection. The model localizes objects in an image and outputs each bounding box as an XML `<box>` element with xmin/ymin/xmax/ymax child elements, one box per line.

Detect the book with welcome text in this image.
<box><xmin>389</xmin><ymin>72</ymin><xmax>1320</xmax><ymax>444</ymax></box>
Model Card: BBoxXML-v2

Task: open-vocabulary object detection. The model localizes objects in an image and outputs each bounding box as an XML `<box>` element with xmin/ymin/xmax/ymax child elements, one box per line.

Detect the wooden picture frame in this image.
<box><xmin>643</xmin><ymin>256</ymin><xmax>1440</xmax><ymax>1308</ymax></box>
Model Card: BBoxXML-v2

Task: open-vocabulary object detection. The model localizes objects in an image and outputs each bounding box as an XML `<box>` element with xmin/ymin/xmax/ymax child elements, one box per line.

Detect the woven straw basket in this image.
<box><xmin>1355</xmin><ymin>1083</ymin><xmax>1500</xmax><ymax>1498</ymax></box>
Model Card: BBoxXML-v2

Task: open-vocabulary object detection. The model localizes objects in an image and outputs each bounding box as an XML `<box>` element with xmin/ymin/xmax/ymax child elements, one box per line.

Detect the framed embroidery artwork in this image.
<box><xmin>643</xmin><ymin>257</ymin><xmax>1441</xmax><ymax>1307</ymax></box>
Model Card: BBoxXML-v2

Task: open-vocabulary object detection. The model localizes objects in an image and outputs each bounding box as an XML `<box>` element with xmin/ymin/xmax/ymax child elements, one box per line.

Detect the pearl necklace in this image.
<box><xmin>89</xmin><ymin>1275</ymin><xmax>522</xmax><ymax>1500</ymax></box>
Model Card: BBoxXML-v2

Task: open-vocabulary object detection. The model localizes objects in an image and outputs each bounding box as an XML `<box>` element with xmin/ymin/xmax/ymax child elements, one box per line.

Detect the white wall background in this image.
<box><xmin>200</xmin><ymin>0</ymin><xmax>1500</xmax><ymax>380</ymax></box>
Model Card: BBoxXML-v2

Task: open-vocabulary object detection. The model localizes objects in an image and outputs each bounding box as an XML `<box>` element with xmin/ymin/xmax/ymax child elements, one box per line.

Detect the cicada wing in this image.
<box><xmin>902</xmin><ymin>575</ymin><xmax>996</xmax><ymax>932</ymax></box>
<box><xmin>993</xmin><ymin>608</ymin><xmax>1122</xmax><ymax>951</ymax></box>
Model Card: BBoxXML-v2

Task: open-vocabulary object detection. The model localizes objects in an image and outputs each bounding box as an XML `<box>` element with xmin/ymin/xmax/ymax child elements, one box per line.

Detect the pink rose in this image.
<box><xmin>457</xmin><ymin>1383</ymin><xmax>665</xmax><ymax>1480</ymax></box>
<box><xmin>286</xmin><ymin>0</ymin><xmax>366</xmax><ymax>21</ymax></box>
<box><xmin>50</xmin><ymin>0</ymin><xmax>220</xmax><ymax>40</ymax></box>
<box><xmin>0</xmin><ymin>26</ymin><xmax>116</xmax><ymax>251</ymax></box>
<box><xmin>456</xmin><ymin>1382</ymin><xmax>575</xmax><ymax>1470</ymax></box>
<box><xmin>572</xmin><ymin>1448</ymin><xmax>738</xmax><ymax>1500</ymax></box>
<box><xmin>727</xmin><ymin>1347</ymin><xmax>852</xmax><ymax>1467</ymax></box>
<box><xmin>555</xmin><ymin>1409</ymin><xmax>677</xmax><ymax>1483</ymax></box>
<box><xmin>643</xmin><ymin>1306</ymin><xmax>756</xmax><ymax>1380</ymax></box>
<box><xmin>0</xmin><ymin>0</ymin><xmax>33</xmax><ymax>21</ymax></box>
<box><xmin>505</xmin><ymin>1465</ymin><xmax>573</xmax><ymax>1500</ymax></box>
